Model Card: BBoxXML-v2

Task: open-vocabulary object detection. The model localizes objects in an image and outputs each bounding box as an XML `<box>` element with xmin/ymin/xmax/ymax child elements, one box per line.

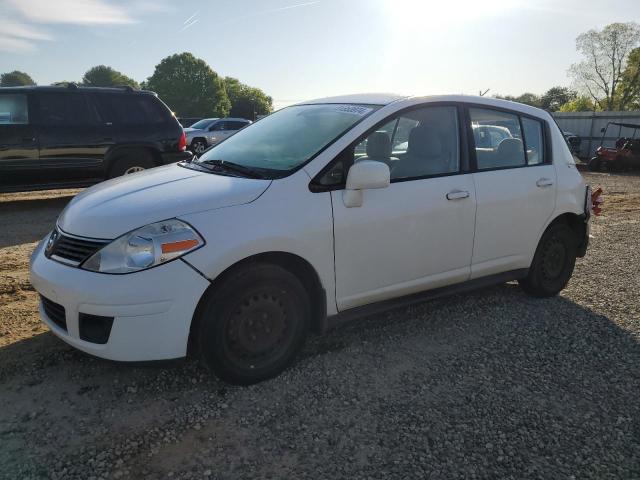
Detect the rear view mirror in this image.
<box><xmin>343</xmin><ymin>160</ymin><xmax>390</xmax><ymax>208</ymax></box>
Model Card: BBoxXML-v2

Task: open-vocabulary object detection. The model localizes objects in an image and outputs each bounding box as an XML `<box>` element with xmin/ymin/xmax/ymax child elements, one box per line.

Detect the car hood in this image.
<box><xmin>58</xmin><ymin>164</ymin><xmax>271</xmax><ymax>239</ymax></box>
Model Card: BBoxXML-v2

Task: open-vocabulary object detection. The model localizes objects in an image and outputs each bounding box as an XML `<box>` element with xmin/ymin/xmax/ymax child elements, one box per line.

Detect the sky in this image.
<box><xmin>1</xmin><ymin>0</ymin><xmax>640</xmax><ymax>110</ymax></box>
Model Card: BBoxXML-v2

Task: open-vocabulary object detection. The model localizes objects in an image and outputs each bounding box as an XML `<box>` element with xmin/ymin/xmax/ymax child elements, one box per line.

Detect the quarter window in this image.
<box><xmin>469</xmin><ymin>108</ymin><xmax>525</xmax><ymax>169</ymax></box>
<box><xmin>0</xmin><ymin>94</ymin><xmax>29</xmax><ymax>125</ymax></box>
<box><xmin>521</xmin><ymin>117</ymin><xmax>545</xmax><ymax>165</ymax></box>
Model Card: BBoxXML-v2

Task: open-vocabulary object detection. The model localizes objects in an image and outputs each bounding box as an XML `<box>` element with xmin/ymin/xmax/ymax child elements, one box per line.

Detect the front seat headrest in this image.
<box><xmin>366</xmin><ymin>132</ymin><xmax>392</xmax><ymax>159</ymax></box>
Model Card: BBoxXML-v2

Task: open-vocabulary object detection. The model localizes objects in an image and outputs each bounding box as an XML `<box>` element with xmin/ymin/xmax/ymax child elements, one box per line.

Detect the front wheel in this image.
<box><xmin>519</xmin><ymin>223</ymin><xmax>578</xmax><ymax>297</ymax></box>
<box><xmin>196</xmin><ymin>263</ymin><xmax>310</xmax><ymax>385</ymax></box>
<box><xmin>190</xmin><ymin>139</ymin><xmax>207</xmax><ymax>155</ymax></box>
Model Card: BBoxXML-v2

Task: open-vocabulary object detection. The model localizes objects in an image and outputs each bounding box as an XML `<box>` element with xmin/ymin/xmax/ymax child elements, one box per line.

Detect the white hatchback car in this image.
<box><xmin>30</xmin><ymin>94</ymin><xmax>592</xmax><ymax>384</ymax></box>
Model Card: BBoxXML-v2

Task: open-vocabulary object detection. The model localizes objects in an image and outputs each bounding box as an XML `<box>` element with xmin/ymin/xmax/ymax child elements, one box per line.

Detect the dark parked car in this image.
<box><xmin>0</xmin><ymin>84</ymin><xmax>191</xmax><ymax>193</ymax></box>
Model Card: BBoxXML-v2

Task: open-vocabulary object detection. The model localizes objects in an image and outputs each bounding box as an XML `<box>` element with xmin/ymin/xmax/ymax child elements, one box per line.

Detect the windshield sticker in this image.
<box><xmin>333</xmin><ymin>105</ymin><xmax>373</xmax><ymax>116</ymax></box>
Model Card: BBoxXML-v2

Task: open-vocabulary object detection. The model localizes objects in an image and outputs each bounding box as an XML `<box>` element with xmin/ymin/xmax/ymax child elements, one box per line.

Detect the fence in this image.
<box><xmin>552</xmin><ymin>111</ymin><xmax>640</xmax><ymax>160</ymax></box>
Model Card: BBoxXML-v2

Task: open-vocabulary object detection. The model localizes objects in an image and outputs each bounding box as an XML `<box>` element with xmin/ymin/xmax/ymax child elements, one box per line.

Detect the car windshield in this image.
<box><xmin>195</xmin><ymin>103</ymin><xmax>379</xmax><ymax>177</ymax></box>
<box><xmin>190</xmin><ymin>119</ymin><xmax>216</xmax><ymax>129</ymax></box>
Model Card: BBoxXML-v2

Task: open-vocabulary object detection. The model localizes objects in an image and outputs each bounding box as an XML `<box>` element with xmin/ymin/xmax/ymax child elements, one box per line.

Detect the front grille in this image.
<box><xmin>41</xmin><ymin>296</ymin><xmax>67</xmax><ymax>331</ymax></box>
<box><xmin>46</xmin><ymin>229</ymin><xmax>109</xmax><ymax>265</ymax></box>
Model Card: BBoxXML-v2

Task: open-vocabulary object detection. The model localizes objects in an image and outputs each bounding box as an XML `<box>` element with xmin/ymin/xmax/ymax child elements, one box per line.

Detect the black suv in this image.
<box><xmin>0</xmin><ymin>85</ymin><xmax>191</xmax><ymax>192</ymax></box>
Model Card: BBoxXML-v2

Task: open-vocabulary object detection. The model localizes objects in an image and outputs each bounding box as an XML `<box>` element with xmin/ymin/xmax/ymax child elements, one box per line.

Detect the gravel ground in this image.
<box><xmin>0</xmin><ymin>172</ymin><xmax>639</xmax><ymax>479</ymax></box>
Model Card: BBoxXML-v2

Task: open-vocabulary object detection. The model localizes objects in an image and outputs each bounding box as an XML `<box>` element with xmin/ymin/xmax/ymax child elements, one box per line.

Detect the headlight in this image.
<box><xmin>82</xmin><ymin>219</ymin><xmax>204</xmax><ymax>274</ymax></box>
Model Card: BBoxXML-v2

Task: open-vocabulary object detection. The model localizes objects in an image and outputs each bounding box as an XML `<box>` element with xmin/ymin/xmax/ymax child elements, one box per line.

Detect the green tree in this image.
<box><xmin>0</xmin><ymin>70</ymin><xmax>36</xmax><ymax>87</ymax></box>
<box><xmin>616</xmin><ymin>47</ymin><xmax>640</xmax><ymax>110</ymax></box>
<box><xmin>145</xmin><ymin>52</ymin><xmax>230</xmax><ymax>117</ymax></box>
<box><xmin>558</xmin><ymin>96</ymin><xmax>598</xmax><ymax>112</ymax></box>
<box><xmin>569</xmin><ymin>22</ymin><xmax>640</xmax><ymax>110</ymax></box>
<box><xmin>82</xmin><ymin>65</ymin><xmax>139</xmax><ymax>88</ymax></box>
<box><xmin>540</xmin><ymin>86</ymin><xmax>577</xmax><ymax>111</ymax></box>
<box><xmin>224</xmin><ymin>77</ymin><xmax>273</xmax><ymax>120</ymax></box>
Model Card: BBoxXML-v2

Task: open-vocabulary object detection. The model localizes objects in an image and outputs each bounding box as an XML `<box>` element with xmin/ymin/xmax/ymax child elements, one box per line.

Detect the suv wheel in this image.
<box><xmin>196</xmin><ymin>263</ymin><xmax>310</xmax><ymax>385</ymax></box>
<box><xmin>191</xmin><ymin>139</ymin><xmax>207</xmax><ymax>154</ymax></box>
<box><xmin>108</xmin><ymin>152</ymin><xmax>155</xmax><ymax>179</ymax></box>
<box><xmin>519</xmin><ymin>223</ymin><xmax>577</xmax><ymax>297</ymax></box>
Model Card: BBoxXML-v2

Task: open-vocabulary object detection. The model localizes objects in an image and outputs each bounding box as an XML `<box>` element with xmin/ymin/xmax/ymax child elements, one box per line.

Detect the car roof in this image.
<box><xmin>296</xmin><ymin>93</ymin><xmax>551</xmax><ymax>119</ymax></box>
<box><xmin>0</xmin><ymin>85</ymin><xmax>157</xmax><ymax>95</ymax></box>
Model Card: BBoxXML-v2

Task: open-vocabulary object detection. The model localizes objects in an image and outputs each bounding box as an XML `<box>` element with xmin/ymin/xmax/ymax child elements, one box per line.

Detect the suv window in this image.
<box><xmin>0</xmin><ymin>94</ymin><xmax>29</xmax><ymax>125</ymax></box>
<box><xmin>469</xmin><ymin>108</ymin><xmax>525</xmax><ymax>169</ymax></box>
<box><xmin>228</xmin><ymin>121</ymin><xmax>247</xmax><ymax>130</ymax></box>
<box><xmin>95</xmin><ymin>93</ymin><xmax>167</xmax><ymax>125</ymax></box>
<box><xmin>38</xmin><ymin>93</ymin><xmax>97</xmax><ymax>126</ymax></box>
<box><xmin>212</xmin><ymin>121</ymin><xmax>228</xmax><ymax>131</ymax></box>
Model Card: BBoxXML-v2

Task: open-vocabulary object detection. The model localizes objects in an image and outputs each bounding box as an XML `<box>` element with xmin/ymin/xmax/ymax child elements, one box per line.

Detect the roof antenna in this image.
<box><xmin>479</xmin><ymin>88</ymin><xmax>490</xmax><ymax>97</ymax></box>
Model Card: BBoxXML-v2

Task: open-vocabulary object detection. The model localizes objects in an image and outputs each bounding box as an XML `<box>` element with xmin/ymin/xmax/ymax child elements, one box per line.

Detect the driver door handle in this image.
<box><xmin>446</xmin><ymin>190</ymin><xmax>470</xmax><ymax>200</ymax></box>
<box><xmin>536</xmin><ymin>178</ymin><xmax>554</xmax><ymax>188</ymax></box>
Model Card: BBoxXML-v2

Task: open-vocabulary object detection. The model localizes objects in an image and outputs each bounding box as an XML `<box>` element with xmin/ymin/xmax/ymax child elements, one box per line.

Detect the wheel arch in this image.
<box><xmin>543</xmin><ymin>211</ymin><xmax>588</xmax><ymax>258</ymax></box>
<box><xmin>187</xmin><ymin>251</ymin><xmax>327</xmax><ymax>356</ymax></box>
<box><xmin>104</xmin><ymin>145</ymin><xmax>163</xmax><ymax>175</ymax></box>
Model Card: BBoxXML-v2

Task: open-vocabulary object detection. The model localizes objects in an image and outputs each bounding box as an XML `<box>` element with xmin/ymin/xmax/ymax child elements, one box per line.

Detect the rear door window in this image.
<box><xmin>0</xmin><ymin>94</ymin><xmax>29</xmax><ymax>124</ymax></box>
<box><xmin>37</xmin><ymin>93</ymin><xmax>97</xmax><ymax>126</ymax></box>
<box><xmin>469</xmin><ymin>108</ymin><xmax>525</xmax><ymax>169</ymax></box>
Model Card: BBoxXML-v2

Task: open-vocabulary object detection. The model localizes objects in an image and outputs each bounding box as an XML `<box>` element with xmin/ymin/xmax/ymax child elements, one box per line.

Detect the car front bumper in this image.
<box><xmin>29</xmin><ymin>238</ymin><xmax>210</xmax><ymax>361</ymax></box>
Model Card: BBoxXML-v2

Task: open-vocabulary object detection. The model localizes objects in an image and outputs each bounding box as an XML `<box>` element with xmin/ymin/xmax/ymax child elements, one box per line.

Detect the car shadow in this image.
<box><xmin>0</xmin><ymin>195</ymin><xmax>75</xmax><ymax>248</ymax></box>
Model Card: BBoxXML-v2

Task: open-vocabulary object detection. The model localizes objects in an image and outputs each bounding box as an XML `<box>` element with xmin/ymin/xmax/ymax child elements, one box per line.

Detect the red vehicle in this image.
<box><xmin>589</xmin><ymin>121</ymin><xmax>640</xmax><ymax>171</ymax></box>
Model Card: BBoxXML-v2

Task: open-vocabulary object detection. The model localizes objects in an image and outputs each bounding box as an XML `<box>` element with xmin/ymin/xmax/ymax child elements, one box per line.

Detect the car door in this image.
<box><xmin>329</xmin><ymin>105</ymin><xmax>477</xmax><ymax>311</ymax></box>
<box><xmin>0</xmin><ymin>92</ymin><xmax>39</xmax><ymax>191</ymax></box>
<box><xmin>34</xmin><ymin>91</ymin><xmax>106</xmax><ymax>184</ymax></box>
<box><xmin>207</xmin><ymin>121</ymin><xmax>231</xmax><ymax>145</ymax></box>
<box><xmin>467</xmin><ymin>106</ymin><xmax>556</xmax><ymax>278</ymax></box>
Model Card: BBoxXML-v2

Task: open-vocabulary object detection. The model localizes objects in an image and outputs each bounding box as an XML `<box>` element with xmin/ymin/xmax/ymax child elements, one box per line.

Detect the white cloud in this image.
<box><xmin>6</xmin><ymin>0</ymin><xmax>134</xmax><ymax>25</ymax></box>
<box><xmin>0</xmin><ymin>21</ymin><xmax>52</xmax><ymax>52</ymax></box>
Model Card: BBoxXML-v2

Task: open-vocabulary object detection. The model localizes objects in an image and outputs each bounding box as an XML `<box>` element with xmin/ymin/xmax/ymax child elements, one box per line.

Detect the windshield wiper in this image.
<box><xmin>198</xmin><ymin>159</ymin><xmax>265</xmax><ymax>179</ymax></box>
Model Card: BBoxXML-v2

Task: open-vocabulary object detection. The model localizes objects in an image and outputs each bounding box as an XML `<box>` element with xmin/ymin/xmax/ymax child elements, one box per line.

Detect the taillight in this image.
<box><xmin>178</xmin><ymin>131</ymin><xmax>187</xmax><ymax>151</ymax></box>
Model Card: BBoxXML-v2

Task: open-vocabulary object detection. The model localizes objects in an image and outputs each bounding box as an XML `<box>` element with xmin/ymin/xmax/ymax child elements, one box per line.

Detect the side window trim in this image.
<box><xmin>309</xmin><ymin>102</ymin><xmax>469</xmax><ymax>192</ymax></box>
<box><xmin>463</xmin><ymin>102</ymin><xmax>553</xmax><ymax>173</ymax></box>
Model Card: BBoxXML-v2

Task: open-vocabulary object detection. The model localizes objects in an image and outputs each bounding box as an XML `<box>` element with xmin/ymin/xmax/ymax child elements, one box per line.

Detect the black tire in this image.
<box><xmin>519</xmin><ymin>223</ymin><xmax>578</xmax><ymax>297</ymax></box>
<box><xmin>588</xmin><ymin>157</ymin><xmax>600</xmax><ymax>172</ymax></box>
<box><xmin>196</xmin><ymin>263</ymin><xmax>310</xmax><ymax>385</ymax></box>
<box><xmin>190</xmin><ymin>139</ymin><xmax>207</xmax><ymax>155</ymax></box>
<box><xmin>108</xmin><ymin>151</ymin><xmax>155</xmax><ymax>179</ymax></box>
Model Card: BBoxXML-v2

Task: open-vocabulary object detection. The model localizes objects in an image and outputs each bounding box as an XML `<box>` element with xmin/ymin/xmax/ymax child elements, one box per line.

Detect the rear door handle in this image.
<box><xmin>536</xmin><ymin>178</ymin><xmax>554</xmax><ymax>188</ymax></box>
<box><xmin>446</xmin><ymin>190</ymin><xmax>470</xmax><ymax>200</ymax></box>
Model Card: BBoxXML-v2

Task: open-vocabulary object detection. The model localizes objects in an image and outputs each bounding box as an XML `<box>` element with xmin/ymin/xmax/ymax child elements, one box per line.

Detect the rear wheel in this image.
<box><xmin>108</xmin><ymin>151</ymin><xmax>155</xmax><ymax>179</ymax></box>
<box><xmin>588</xmin><ymin>157</ymin><xmax>600</xmax><ymax>171</ymax></box>
<box><xmin>196</xmin><ymin>263</ymin><xmax>310</xmax><ymax>385</ymax></box>
<box><xmin>519</xmin><ymin>223</ymin><xmax>577</xmax><ymax>297</ymax></box>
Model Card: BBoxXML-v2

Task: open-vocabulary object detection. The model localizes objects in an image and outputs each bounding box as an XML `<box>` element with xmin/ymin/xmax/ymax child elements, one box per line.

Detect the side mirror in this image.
<box><xmin>343</xmin><ymin>160</ymin><xmax>390</xmax><ymax>208</ymax></box>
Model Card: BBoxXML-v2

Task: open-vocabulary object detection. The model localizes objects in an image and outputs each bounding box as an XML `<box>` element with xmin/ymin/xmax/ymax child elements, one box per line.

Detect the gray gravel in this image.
<box><xmin>1</xmin><ymin>172</ymin><xmax>639</xmax><ymax>479</ymax></box>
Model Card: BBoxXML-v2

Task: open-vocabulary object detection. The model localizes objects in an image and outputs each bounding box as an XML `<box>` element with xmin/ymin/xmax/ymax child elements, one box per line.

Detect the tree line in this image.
<box><xmin>495</xmin><ymin>22</ymin><xmax>640</xmax><ymax>112</ymax></box>
<box><xmin>0</xmin><ymin>52</ymin><xmax>272</xmax><ymax>120</ymax></box>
